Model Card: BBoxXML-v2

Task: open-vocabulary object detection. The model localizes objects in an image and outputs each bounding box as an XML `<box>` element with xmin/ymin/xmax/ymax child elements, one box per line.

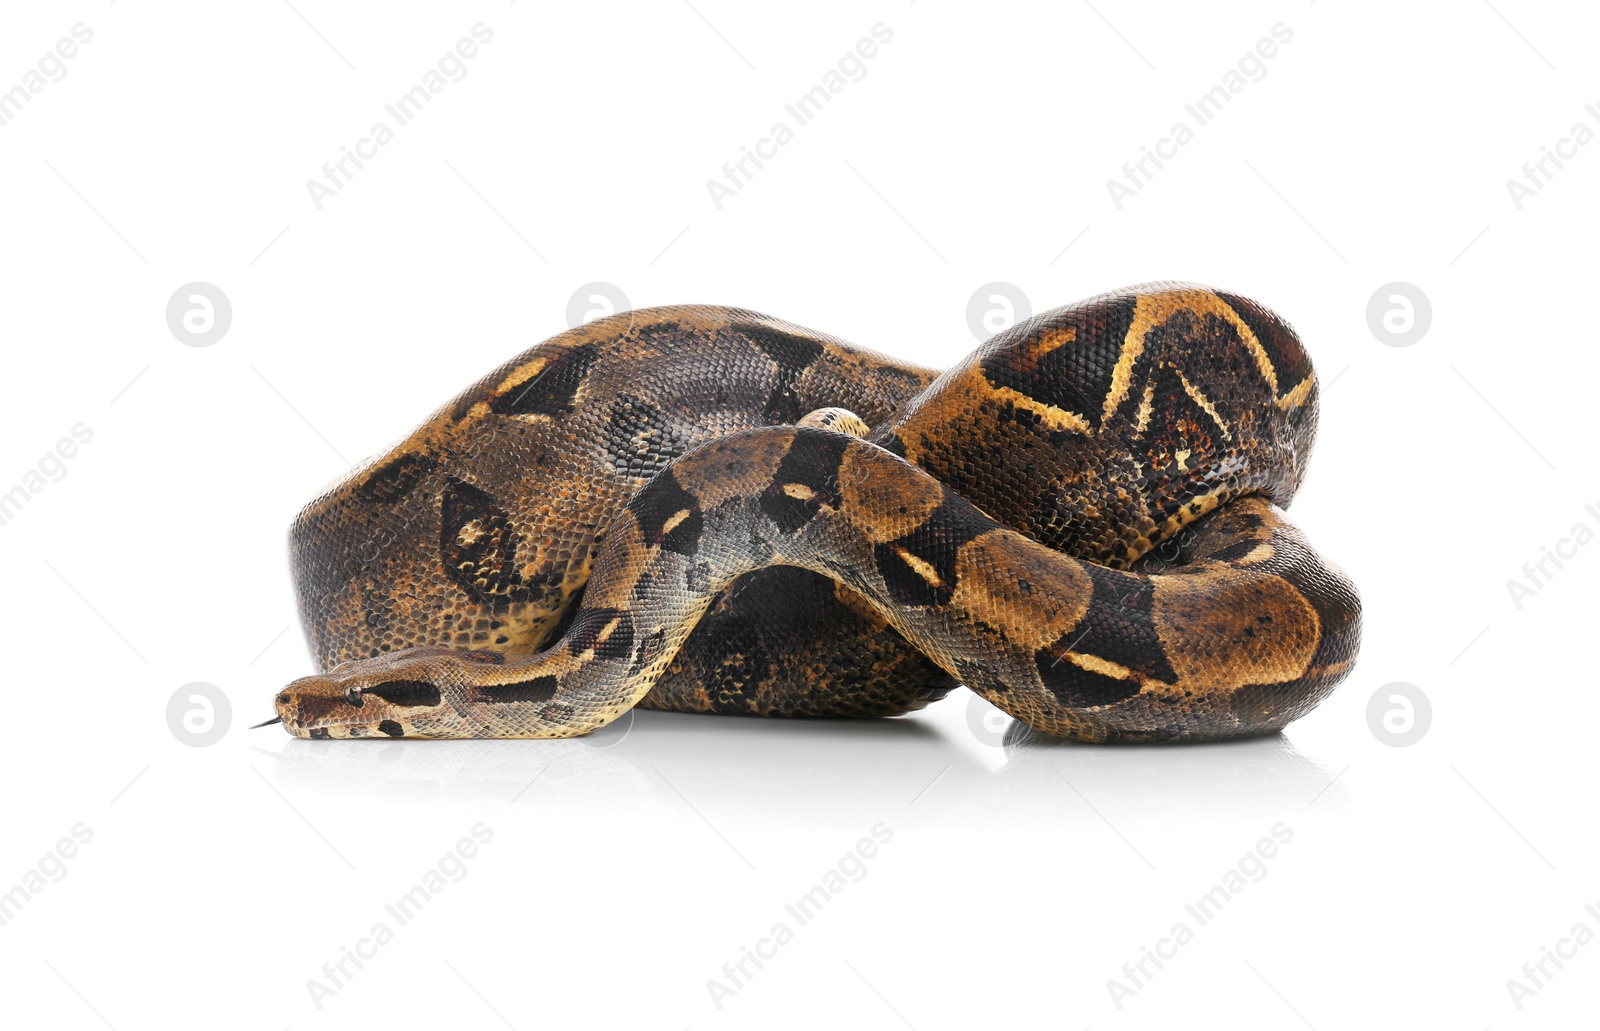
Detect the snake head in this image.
<box><xmin>272</xmin><ymin>648</ymin><xmax>489</xmax><ymax>739</ymax></box>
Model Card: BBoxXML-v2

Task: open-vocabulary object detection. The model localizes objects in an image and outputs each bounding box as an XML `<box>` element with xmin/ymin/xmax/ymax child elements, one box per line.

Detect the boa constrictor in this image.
<box><xmin>266</xmin><ymin>284</ymin><xmax>1360</xmax><ymax>743</ymax></box>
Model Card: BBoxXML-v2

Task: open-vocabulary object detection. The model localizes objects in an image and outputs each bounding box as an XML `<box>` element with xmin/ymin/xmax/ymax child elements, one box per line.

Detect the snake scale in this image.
<box><xmin>269</xmin><ymin>284</ymin><xmax>1360</xmax><ymax>743</ymax></box>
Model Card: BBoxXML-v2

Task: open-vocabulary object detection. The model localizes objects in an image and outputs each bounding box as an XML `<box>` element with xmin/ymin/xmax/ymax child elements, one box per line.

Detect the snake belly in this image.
<box><xmin>274</xmin><ymin>285</ymin><xmax>1360</xmax><ymax>742</ymax></box>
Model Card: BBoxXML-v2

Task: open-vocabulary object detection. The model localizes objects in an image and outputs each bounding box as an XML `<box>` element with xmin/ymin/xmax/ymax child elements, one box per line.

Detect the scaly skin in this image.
<box><xmin>274</xmin><ymin>285</ymin><xmax>1360</xmax><ymax>742</ymax></box>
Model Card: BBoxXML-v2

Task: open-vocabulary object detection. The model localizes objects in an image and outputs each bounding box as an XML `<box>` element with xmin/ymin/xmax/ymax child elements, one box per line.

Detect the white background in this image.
<box><xmin>0</xmin><ymin>1</ymin><xmax>1595</xmax><ymax>1028</ymax></box>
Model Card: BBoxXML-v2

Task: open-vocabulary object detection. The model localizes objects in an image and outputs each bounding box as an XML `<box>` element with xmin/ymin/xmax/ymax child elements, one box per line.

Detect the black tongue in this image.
<box><xmin>249</xmin><ymin>716</ymin><xmax>284</xmax><ymax>729</ymax></box>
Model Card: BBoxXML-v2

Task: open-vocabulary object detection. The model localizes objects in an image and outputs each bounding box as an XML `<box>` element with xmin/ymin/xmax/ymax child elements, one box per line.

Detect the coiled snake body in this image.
<box><xmin>273</xmin><ymin>284</ymin><xmax>1360</xmax><ymax>742</ymax></box>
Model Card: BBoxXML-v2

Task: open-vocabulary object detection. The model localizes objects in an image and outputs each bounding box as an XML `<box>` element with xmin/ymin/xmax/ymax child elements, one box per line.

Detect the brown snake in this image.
<box><xmin>267</xmin><ymin>284</ymin><xmax>1360</xmax><ymax>742</ymax></box>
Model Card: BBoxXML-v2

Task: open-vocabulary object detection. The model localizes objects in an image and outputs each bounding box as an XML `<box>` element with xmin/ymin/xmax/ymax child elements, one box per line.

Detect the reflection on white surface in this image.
<box><xmin>994</xmin><ymin>722</ymin><xmax>1350</xmax><ymax>819</ymax></box>
<box><xmin>257</xmin><ymin>701</ymin><xmax>1348</xmax><ymax>830</ymax></box>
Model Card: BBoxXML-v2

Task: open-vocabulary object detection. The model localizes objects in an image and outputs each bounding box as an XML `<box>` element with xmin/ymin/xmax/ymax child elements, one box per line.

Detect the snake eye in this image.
<box><xmin>345</xmin><ymin>686</ymin><xmax>364</xmax><ymax>707</ymax></box>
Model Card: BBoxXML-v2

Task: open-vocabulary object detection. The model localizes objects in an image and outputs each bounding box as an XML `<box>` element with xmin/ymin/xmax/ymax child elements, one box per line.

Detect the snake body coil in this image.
<box><xmin>274</xmin><ymin>284</ymin><xmax>1360</xmax><ymax>742</ymax></box>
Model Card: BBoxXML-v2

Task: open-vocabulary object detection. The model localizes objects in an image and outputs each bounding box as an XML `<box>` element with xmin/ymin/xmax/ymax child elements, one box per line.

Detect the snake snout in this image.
<box><xmin>270</xmin><ymin>674</ymin><xmax>348</xmax><ymax>735</ymax></box>
<box><xmin>272</xmin><ymin>653</ymin><xmax>468</xmax><ymax>739</ymax></box>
